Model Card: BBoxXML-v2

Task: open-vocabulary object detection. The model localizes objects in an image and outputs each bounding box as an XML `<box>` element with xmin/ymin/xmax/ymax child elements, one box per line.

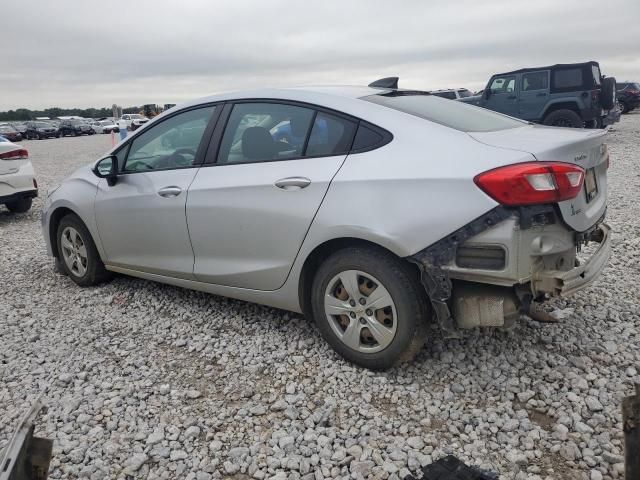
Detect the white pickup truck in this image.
<box><xmin>119</xmin><ymin>114</ymin><xmax>149</xmax><ymax>131</ymax></box>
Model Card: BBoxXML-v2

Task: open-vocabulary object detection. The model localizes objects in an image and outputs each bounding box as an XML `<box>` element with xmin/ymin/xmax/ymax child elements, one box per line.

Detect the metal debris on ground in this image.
<box><xmin>404</xmin><ymin>455</ymin><xmax>499</xmax><ymax>480</ymax></box>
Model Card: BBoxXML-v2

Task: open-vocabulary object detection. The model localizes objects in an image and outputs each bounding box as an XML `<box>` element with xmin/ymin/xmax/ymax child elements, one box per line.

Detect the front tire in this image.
<box><xmin>311</xmin><ymin>246</ymin><xmax>428</xmax><ymax>369</ymax></box>
<box><xmin>542</xmin><ymin>109</ymin><xmax>583</xmax><ymax>128</ymax></box>
<box><xmin>56</xmin><ymin>214</ymin><xmax>112</xmax><ymax>286</ymax></box>
<box><xmin>5</xmin><ymin>197</ymin><xmax>32</xmax><ymax>213</ymax></box>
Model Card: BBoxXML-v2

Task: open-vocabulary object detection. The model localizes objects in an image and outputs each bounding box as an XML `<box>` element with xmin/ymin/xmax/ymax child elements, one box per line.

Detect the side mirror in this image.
<box><xmin>93</xmin><ymin>155</ymin><xmax>118</xmax><ymax>186</ymax></box>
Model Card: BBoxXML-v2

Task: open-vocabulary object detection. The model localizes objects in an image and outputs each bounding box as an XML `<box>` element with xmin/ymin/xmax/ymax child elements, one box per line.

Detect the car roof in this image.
<box><xmin>495</xmin><ymin>61</ymin><xmax>600</xmax><ymax>76</ymax></box>
<box><xmin>182</xmin><ymin>85</ymin><xmax>389</xmax><ymax>107</ymax></box>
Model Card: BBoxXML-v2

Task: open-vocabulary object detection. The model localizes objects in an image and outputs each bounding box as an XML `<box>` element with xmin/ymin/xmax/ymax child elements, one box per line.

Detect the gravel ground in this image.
<box><xmin>1</xmin><ymin>116</ymin><xmax>639</xmax><ymax>480</ymax></box>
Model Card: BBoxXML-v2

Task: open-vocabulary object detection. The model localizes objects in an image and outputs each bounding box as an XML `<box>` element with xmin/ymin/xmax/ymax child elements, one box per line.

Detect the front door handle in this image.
<box><xmin>157</xmin><ymin>186</ymin><xmax>182</xmax><ymax>197</ymax></box>
<box><xmin>274</xmin><ymin>177</ymin><xmax>311</xmax><ymax>190</ymax></box>
<box><xmin>536</xmin><ymin>92</ymin><xmax>547</xmax><ymax>97</ymax></box>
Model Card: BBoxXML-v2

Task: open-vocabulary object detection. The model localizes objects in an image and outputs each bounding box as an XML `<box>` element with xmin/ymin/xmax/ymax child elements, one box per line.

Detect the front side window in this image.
<box><xmin>522</xmin><ymin>71</ymin><xmax>549</xmax><ymax>91</ymax></box>
<box><xmin>217</xmin><ymin>103</ymin><xmax>314</xmax><ymax>164</ymax></box>
<box><xmin>489</xmin><ymin>76</ymin><xmax>516</xmax><ymax>94</ymax></box>
<box><xmin>124</xmin><ymin>106</ymin><xmax>215</xmax><ymax>172</ymax></box>
<box><xmin>553</xmin><ymin>68</ymin><xmax>583</xmax><ymax>89</ymax></box>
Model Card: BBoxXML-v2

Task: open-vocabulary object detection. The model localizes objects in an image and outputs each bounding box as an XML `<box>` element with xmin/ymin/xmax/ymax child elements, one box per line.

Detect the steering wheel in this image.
<box><xmin>157</xmin><ymin>148</ymin><xmax>197</xmax><ymax>169</ymax></box>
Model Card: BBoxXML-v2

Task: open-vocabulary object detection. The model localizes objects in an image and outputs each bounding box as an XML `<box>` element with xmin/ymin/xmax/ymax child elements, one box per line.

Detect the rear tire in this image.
<box><xmin>56</xmin><ymin>214</ymin><xmax>112</xmax><ymax>287</ymax></box>
<box><xmin>311</xmin><ymin>246</ymin><xmax>428</xmax><ymax>369</ymax></box>
<box><xmin>542</xmin><ymin>109</ymin><xmax>583</xmax><ymax>128</ymax></box>
<box><xmin>5</xmin><ymin>198</ymin><xmax>32</xmax><ymax>213</ymax></box>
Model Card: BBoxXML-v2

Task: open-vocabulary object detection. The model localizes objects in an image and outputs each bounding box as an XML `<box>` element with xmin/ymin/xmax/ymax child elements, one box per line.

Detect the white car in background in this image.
<box><xmin>119</xmin><ymin>114</ymin><xmax>149</xmax><ymax>131</ymax></box>
<box><xmin>91</xmin><ymin>120</ymin><xmax>120</xmax><ymax>134</ymax></box>
<box><xmin>0</xmin><ymin>137</ymin><xmax>37</xmax><ymax>213</ymax></box>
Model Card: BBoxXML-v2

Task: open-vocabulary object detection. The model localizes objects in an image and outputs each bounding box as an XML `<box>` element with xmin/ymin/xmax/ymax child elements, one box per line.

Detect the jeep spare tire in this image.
<box><xmin>600</xmin><ymin>77</ymin><xmax>616</xmax><ymax>110</ymax></box>
<box><xmin>542</xmin><ymin>109</ymin><xmax>583</xmax><ymax>128</ymax></box>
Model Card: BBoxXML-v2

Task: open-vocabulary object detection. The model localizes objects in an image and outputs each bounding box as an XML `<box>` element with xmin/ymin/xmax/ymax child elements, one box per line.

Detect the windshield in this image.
<box><xmin>362</xmin><ymin>93</ymin><xmax>526</xmax><ymax>132</ymax></box>
<box><xmin>130</xmin><ymin>114</ymin><xmax>143</xmax><ymax>119</ymax></box>
<box><xmin>0</xmin><ymin>125</ymin><xmax>16</xmax><ymax>133</ymax></box>
<box><xmin>34</xmin><ymin>122</ymin><xmax>50</xmax><ymax>128</ymax></box>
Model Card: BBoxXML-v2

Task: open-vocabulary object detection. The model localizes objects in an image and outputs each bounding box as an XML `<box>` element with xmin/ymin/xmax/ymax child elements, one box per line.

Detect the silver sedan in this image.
<box><xmin>42</xmin><ymin>83</ymin><xmax>611</xmax><ymax>368</ymax></box>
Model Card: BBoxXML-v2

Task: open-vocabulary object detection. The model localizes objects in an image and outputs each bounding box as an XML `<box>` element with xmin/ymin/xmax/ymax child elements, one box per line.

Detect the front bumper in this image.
<box><xmin>532</xmin><ymin>224</ymin><xmax>611</xmax><ymax>296</ymax></box>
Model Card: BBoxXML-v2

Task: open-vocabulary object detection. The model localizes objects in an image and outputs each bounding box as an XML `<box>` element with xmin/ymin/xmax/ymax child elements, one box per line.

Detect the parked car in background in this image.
<box><xmin>10</xmin><ymin>122</ymin><xmax>28</xmax><ymax>139</ymax></box>
<box><xmin>0</xmin><ymin>138</ymin><xmax>37</xmax><ymax>213</ymax></box>
<box><xmin>0</xmin><ymin>124</ymin><xmax>23</xmax><ymax>142</ymax></box>
<box><xmin>25</xmin><ymin>121</ymin><xmax>58</xmax><ymax>139</ymax></box>
<box><xmin>430</xmin><ymin>88</ymin><xmax>474</xmax><ymax>100</ymax></box>
<box><xmin>459</xmin><ymin>61</ymin><xmax>619</xmax><ymax>128</ymax></box>
<box><xmin>91</xmin><ymin>120</ymin><xmax>120</xmax><ymax>134</ymax></box>
<box><xmin>120</xmin><ymin>114</ymin><xmax>149</xmax><ymax>131</ymax></box>
<box><xmin>616</xmin><ymin>82</ymin><xmax>640</xmax><ymax>113</ymax></box>
<box><xmin>59</xmin><ymin>119</ymin><xmax>95</xmax><ymax>137</ymax></box>
<box><xmin>42</xmin><ymin>82</ymin><xmax>610</xmax><ymax>368</ymax></box>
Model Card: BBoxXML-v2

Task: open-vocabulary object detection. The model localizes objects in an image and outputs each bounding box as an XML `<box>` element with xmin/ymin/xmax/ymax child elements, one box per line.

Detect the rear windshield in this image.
<box><xmin>362</xmin><ymin>93</ymin><xmax>526</xmax><ymax>132</ymax></box>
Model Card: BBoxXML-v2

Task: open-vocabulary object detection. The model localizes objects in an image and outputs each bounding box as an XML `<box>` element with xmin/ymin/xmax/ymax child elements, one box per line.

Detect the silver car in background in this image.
<box><xmin>42</xmin><ymin>84</ymin><xmax>611</xmax><ymax>369</ymax></box>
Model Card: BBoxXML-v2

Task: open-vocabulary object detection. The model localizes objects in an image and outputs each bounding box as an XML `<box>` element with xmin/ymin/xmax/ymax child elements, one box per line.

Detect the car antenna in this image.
<box><xmin>368</xmin><ymin>77</ymin><xmax>399</xmax><ymax>89</ymax></box>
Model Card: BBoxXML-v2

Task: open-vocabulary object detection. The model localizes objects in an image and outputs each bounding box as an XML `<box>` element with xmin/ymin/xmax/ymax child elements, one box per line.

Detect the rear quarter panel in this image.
<box><xmin>299</xmin><ymin>111</ymin><xmax>536</xmax><ymax>258</ymax></box>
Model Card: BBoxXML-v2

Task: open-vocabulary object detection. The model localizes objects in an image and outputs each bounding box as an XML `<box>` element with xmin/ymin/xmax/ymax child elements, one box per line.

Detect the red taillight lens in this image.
<box><xmin>474</xmin><ymin>162</ymin><xmax>585</xmax><ymax>206</ymax></box>
<box><xmin>627</xmin><ymin>89</ymin><xmax>639</xmax><ymax>95</ymax></box>
<box><xmin>0</xmin><ymin>148</ymin><xmax>28</xmax><ymax>160</ymax></box>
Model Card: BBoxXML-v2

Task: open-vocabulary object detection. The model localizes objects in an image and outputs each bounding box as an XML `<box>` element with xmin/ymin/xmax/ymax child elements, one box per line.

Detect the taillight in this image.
<box><xmin>474</xmin><ymin>162</ymin><xmax>585</xmax><ymax>206</ymax></box>
<box><xmin>627</xmin><ymin>89</ymin><xmax>639</xmax><ymax>95</ymax></box>
<box><xmin>0</xmin><ymin>148</ymin><xmax>28</xmax><ymax>160</ymax></box>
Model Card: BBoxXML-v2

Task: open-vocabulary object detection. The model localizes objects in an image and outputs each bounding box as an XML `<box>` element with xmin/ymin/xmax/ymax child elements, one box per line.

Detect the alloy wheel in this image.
<box><xmin>60</xmin><ymin>226</ymin><xmax>88</xmax><ymax>277</ymax></box>
<box><xmin>323</xmin><ymin>270</ymin><xmax>397</xmax><ymax>353</ymax></box>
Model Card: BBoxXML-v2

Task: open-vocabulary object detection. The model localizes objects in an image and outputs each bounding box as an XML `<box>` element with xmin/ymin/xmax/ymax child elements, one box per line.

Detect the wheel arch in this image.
<box><xmin>541</xmin><ymin>100</ymin><xmax>582</xmax><ymax>119</ymax></box>
<box><xmin>297</xmin><ymin>237</ymin><xmax>421</xmax><ymax>319</ymax></box>
<box><xmin>48</xmin><ymin>206</ymin><xmax>88</xmax><ymax>259</ymax></box>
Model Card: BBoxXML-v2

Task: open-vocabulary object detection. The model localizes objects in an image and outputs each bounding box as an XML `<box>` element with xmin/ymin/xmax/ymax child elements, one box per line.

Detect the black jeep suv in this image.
<box><xmin>460</xmin><ymin>61</ymin><xmax>619</xmax><ymax>128</ymax></box>
<box><xmin>58</xmin><ymin>119</ymin><xmax>95</xmax><ymax>137</ymax></box>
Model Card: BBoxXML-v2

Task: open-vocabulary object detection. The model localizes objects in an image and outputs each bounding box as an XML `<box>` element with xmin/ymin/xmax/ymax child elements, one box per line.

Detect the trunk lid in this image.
<box><xmin>469</xmin><ymin>125</ymin><xmax>608</xmax><ymax>232</ymax></box>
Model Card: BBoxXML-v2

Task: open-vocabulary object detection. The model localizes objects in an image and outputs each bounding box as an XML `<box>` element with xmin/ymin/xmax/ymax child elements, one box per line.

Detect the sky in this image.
<box><xmin>2</xmin><ymin>0</ymin><xmax>639</xmax><ymax>111</ymax></box>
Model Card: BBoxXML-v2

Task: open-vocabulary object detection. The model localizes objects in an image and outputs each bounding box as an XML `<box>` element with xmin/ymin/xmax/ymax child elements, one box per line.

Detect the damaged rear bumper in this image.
<box><xmin>408</xmin><ymin>206</ymin><xmax>611</xmax><ymax>337</ymax></box>
<box><xmin>532</xmin><ymin>223</ymin><xmax>611</xmax><ymax>296</ymax></box>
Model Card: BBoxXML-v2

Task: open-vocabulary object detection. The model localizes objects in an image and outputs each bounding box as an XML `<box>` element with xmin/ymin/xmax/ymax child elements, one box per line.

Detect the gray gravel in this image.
<box><xmin>1</xmin><ymin>116</ymin><xmax>639</xmax><ymax>480</ymax></box>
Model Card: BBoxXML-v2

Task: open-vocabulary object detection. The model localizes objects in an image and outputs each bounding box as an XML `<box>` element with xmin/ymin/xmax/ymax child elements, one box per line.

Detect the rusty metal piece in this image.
<box><xmin>526</xmin><ymin>301</ymin><xmax>560</xmax><ymax>323</ymax></box>
<box><xmin>0</xmin><ymin>398</ymin><xmax>52</xmax><ymax>480</ymax></box>
<box><xmin>623</xmin><ymin>384</ymin><xmax>640</xmax><ymax>480</ymax></box>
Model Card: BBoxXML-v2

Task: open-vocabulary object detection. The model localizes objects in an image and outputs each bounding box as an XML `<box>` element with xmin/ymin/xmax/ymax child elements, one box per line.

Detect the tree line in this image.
<box><xmin>0</xmin><ymin>106</ymin><xmax>143</xmax><ymax>121</ymax></box>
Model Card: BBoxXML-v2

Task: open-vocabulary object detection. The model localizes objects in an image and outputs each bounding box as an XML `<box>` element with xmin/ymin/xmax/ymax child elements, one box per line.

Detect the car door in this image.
<box><xmin>94</xmin><ymin>105</ymin><xmax>219</xmax><ymax>278</ymax></box>
<box><xmin>485</xmin><ymin>74</ymin><xmax>519</xmax><ymax>117</ymax></box>
<box><xmin>187</xmin><ymin>101</ymin><xmax>357</xmax><ymax>290</ymax></box>
<box><xmin>518</xmin><ymin>70</ymin><xmax>549</xmax><ymax>121</ymax></box>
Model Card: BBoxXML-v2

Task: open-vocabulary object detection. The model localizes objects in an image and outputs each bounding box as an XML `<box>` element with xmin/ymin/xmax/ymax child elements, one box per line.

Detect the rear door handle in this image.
<box><xmin>274</xmin><ymin>177</ymin><xmax>311</xmax><ymax>190</ymax></box>
<box><xmin>157</xmin><ymin>186</ymin><xmax>182</xmax><ymax>197</ymax></box>
<box><xmin>536</xmin><ymin>92</ymin><xmax>547</xmax><ymax>97</ymax></box>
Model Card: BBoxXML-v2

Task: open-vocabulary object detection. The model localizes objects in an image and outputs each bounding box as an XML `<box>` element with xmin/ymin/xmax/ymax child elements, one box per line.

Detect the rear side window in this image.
<box><xmin>553</xmin><ymin>68</ymin><xmax>583</xmax><ymax>89</ymax></box>
<box><xmin>351</xmin><ymin>125</ymin><xmax>384</xmax><ymax>151</ymax></box>
<box><xmin>363</xmin><ymin>94</ymin><xmax>525</xmax><ymax>132</ymax></box>
<box><xmin>522</xmin><ymin>71</ymin><xmax>549</xmax><ymax>91</ymax></box>
<box><xmin>305</xmin><ymin>112</ymin><xmax>357</xmax><ymax>157</ymax></box>
<box><xmin>591</xmin><ymin>65</ymin><xmax>602</xmax><ymax>86</ymax></box>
